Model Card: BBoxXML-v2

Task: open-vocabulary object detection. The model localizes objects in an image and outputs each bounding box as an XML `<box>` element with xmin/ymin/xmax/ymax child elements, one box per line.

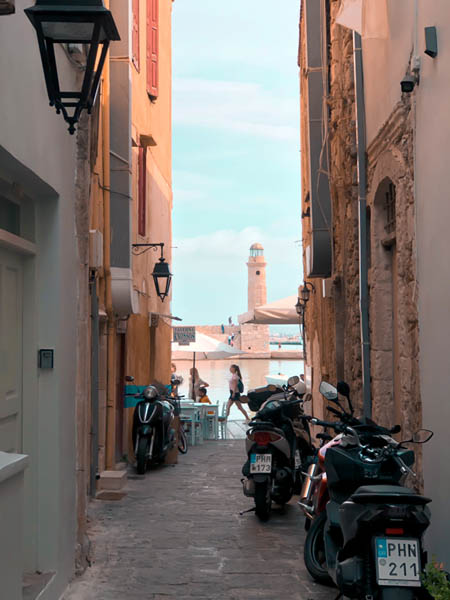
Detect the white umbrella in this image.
<box><xmin>238</xmin><ymin>295</ymin><xmax>299</xmax><ymax>325</ymax></box>
<box><xmin>171</xmin><ymin>332</ymin><xmax>244</xmax><ymax>399</ymax></box>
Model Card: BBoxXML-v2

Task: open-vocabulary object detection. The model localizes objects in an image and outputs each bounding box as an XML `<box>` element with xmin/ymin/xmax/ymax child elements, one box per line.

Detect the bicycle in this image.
<box><xmin>168</xmin><ymin>390</ymin><xmax>188</xmax><ymax>455</ymax></box>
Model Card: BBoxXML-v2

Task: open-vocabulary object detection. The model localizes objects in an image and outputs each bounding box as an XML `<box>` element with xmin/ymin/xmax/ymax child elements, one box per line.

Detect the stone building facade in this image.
<box><xmin>299</xmin><ymin>0</ymin><xmax>450</xmax><ymax>562</ymax></box>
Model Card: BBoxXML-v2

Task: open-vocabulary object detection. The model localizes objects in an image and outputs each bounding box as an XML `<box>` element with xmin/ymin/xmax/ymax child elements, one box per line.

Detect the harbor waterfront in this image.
<box><xmin>174</xmin><ymin>356</ymin><xmax>304</xmax><ymax>419</ymax></box>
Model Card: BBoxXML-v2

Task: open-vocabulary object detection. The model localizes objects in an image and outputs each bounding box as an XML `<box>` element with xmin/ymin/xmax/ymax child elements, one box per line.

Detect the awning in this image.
<box><xmin>238</xmin><ymin>295</ymin><xmax>299</xmax><ymax>325</ymax></box>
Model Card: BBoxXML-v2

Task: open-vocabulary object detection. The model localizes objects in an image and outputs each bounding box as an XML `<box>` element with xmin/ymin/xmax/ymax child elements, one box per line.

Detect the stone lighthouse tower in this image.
<box><xmin>247</xmin><ymin>242</ymin><xmax>267</xmax><ymax>310</ymax></box>
<box><xmin>240</xmin><ymin>243</ymin><xmax>270</xmax><ymax>355</ymax></box>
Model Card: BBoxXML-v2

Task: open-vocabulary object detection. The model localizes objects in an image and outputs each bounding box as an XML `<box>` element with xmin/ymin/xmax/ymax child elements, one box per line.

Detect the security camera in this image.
<box><xmin>401</xmin><ymin>74</ymin><xmax>415</xmax><ymax>93</ymax></box>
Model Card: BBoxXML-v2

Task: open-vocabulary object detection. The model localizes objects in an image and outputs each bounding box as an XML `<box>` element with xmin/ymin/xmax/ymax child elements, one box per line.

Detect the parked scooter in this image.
<box><xmin>303</xmin><ymin>380</ymin><xmax>433</xmax><ymax>600</ymax></box>
<box><xmin>241</xmin><ymin>376</ymin><xmax>313</xmax><ymax>521</ymax></box>
<box><xmin>132</xmin><ymin>385</ymin><xmax>176</xmax><ymax>474</ymax></box>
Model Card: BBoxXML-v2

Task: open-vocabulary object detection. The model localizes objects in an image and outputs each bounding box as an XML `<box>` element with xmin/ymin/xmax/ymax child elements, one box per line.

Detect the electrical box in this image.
<box><xmin>89</xmin><ymin>229</ymin><xmax>103</xmax><ymax>269</ymax></box>
<box><xmin>38</xmin><ymin>349</ymin><xmax>54</xmax><ymax>369</ymax></box>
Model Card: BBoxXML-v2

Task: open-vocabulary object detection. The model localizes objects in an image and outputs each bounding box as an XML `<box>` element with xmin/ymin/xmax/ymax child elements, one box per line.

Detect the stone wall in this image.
<box><xmin>299</xmin><ymin>0</ymin><xmax>361</xmax><ymax>412</ymax></box>
<box><xmin>366</xmin><ymin>99</ymin><xmax>422</xmax><ymax>485</ymax></box>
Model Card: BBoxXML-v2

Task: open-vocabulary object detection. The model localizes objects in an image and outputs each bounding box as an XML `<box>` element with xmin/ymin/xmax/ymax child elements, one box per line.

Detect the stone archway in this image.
<box><xmin>367</xmin><ymin>148</ymin><xmax>420</xmax><ymax>438</ymax></box>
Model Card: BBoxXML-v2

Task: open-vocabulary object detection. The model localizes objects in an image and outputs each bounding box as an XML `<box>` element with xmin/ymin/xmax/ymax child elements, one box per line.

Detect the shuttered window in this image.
<box><xmin>132</xmin><ymin>0</ymin><xmax>140</xmax><ymax>71</ymax></box>
<box><xmin>147</xmin><ymin>0</ymin><xmax>159</xmax><ymax>98</ymax></box>
<box><xmin>138</xmin><ymin>147</ymin><xmax>146</xmax><ymax>237</ymax></box>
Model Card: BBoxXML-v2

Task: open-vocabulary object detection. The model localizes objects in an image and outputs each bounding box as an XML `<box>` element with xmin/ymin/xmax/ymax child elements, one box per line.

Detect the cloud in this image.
<box><xmin>173</xmin><ymin>78</ymin><xmax>299</xmax><ymax>142</ymax></box>
<box><xmin>171</xmin><ymin>227</ymin><xmax>303</xmax><ymax>324</ymax></box>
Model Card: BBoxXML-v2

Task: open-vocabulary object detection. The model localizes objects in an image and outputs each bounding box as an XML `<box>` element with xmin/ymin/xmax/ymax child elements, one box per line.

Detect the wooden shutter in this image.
<box><xmin>147</xmin><ymin>0</ymin><xmax>159</xmax><ymax>98</ymax></box>
<box><xmin>138</xmin><ymin>147</ymin><xmax>146</xmax><ymax>237</ymax></box>
<box><xmin>132</xmin><ymin>0</ymin><xmax>140</xmax><ymax>71</ymax></box>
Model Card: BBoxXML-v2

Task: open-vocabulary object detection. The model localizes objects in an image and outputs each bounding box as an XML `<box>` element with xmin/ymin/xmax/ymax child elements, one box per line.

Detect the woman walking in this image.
<box><xmin>226</xmin><ymin>364</ymin><xmax>249</xmax><ymax>420</ymax></box>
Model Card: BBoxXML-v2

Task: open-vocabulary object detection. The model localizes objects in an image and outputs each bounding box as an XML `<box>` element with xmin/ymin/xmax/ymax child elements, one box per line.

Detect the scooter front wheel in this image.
<box><xmin>304</xmin><ymin>512</ymin><xmax>334</xmax><ymax>585</ymax></box>
<box><xmin>254</xmin><ymin>480</ymin><xmax>272</xmax><ymax>522</ymax></box>
<box><xmin>136</xmin><ymin>436</ymin><xmax>149</xmax><ymax>474</ymax></box>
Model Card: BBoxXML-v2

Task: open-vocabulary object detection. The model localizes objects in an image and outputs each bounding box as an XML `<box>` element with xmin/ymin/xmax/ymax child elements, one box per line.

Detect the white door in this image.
<box><xmin>0</xmin><ymin>246</ymin><xmax>23</xmax><ymax>453</ymax></box>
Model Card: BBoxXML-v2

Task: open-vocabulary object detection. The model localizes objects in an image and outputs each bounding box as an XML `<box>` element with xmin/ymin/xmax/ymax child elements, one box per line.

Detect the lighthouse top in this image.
<box><xmin>249</xmin><ymin>242</ymin><xmax>264</xmax><ymax>257</ymax></box>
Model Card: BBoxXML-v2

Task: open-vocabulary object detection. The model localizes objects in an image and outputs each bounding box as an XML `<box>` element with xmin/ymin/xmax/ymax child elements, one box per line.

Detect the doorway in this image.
<box><xmin>0</xmin><ymin>246</ymin><xmax>23</xmax><ymax>453</ymax></box>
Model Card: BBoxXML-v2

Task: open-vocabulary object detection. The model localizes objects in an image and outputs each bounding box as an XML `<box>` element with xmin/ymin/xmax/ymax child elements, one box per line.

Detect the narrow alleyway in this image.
<box><xmin>64</xmin><ymin>441</ymin><xmax>334</xmax><ymax>600</ymax></box>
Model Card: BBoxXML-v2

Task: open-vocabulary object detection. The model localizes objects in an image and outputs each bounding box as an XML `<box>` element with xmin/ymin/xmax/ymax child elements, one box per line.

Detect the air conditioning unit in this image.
<box><xmin>89</xmin><ymin>230</ymin><xmax>103</xmax><ymax>269</ymax></box>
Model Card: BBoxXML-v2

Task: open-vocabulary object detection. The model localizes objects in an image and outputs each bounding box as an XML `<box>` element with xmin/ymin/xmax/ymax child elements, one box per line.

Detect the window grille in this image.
<box><xmin>384</xmin><ymin>182</ymin><xmax>396</xmax><ymax>234</ymax></box>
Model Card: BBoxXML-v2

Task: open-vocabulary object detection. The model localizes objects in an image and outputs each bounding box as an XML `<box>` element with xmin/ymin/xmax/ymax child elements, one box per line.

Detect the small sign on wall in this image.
<box><xmin>38</xmin><ymin>349</ymin><xmax>54</xmax><ymax>369</ymax></box>
<box><xmin>173</xmin><ymin>326</ymin><xmax>195</xmax><ymax>345</ymax></box>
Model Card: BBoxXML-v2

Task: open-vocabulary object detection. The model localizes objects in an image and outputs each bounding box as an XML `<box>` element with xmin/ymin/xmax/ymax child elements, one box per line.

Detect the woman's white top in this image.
<box><xmin>229</xmin><ymin>373</ymin><xmax>239</xmax><ymax>393</ymax></box>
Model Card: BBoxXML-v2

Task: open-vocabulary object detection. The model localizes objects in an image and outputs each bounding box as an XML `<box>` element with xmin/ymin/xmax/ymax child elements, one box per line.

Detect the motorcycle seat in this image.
<box><xmin>351</xmin><ymin>485</ymin><xmax>431</xmax><ymax>505</ymax></box>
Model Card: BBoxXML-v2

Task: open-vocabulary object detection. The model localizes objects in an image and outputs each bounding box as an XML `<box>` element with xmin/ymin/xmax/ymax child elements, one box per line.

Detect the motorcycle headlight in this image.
<box><xmin>143</xmin><ymin>386</ymin><xmax>158</xmax><ymax>400</ymax></box>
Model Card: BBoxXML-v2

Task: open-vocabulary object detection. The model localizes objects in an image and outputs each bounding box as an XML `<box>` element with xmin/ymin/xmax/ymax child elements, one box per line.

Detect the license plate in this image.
<box><xmin>295</xmin><ymin>450</ymin><xmax>301</xmax><ymax>469</ymax></box>
<box><xmin>375</xmin><ymin>538</ymin><xmax>421</xmax><ymax>587</ymax></box>
<box><xmin>250</xmin><ymin>453</ymin><xmax>272</xmax><ymax>473</ymax></box>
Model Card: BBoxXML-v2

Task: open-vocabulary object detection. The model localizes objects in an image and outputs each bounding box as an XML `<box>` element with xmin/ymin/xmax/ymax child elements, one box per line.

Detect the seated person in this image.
<box><xmin>198</xmin><ymin>387</ymin><xmax>211</xmax><ymax>404</ymax></box>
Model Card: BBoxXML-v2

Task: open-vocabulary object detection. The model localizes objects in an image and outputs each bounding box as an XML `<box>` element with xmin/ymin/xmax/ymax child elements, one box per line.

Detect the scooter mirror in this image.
<box><xmin>319</xmin><ymin>381</ymin><xmax>338</xmax><ymax>401</ymax></box>
<box><xmin>336</xmin><ymin>381</ymin><xmax>350</xmax><ymax>398</ymax></box>
<box><xmin>288</xmin><ymin>375</ymin><xmax>300</xmax><ymax>386</ymax></box>
<box><xmin>125</xmin><ymin>375</ymin><xmax>135</xmax><ymax>382</ymax></box>
<box><xmin>412</xmin><ymin>429</ymin><xmax>434</xmax><ymax>444</ymax></box>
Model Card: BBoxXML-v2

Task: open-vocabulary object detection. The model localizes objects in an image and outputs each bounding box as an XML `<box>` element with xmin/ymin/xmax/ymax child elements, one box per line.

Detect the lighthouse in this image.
<box><xmin>247</xmin><ymin>242</ymin><xmax>267</xmax><ymax>311</ymax></box>
<box><xmin>240</xmin><ymin>243</ymin><xmax>270</xmax><ymax>355</ymax></box>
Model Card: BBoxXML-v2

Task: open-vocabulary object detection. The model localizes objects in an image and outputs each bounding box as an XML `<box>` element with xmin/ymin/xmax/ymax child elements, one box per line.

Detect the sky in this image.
<box><xmin>171</xmin><ymin>0</ymin><xmax>303</xmax><ymax>326</ymax></box>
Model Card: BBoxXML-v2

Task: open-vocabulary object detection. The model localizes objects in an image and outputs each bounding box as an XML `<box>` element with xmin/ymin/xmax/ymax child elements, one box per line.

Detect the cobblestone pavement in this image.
<box><xmin>64</xmin><ymin>441</ymin><xmax>334</xmax><ymax>600</ymax></box>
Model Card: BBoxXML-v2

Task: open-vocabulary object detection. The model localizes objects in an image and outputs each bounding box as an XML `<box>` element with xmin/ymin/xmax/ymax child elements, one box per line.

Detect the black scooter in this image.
<box><xmin>132</xmin><ymin>385</ymin><xmax>176</xmax><ymax>474</ymax></box>
<box><xmin>241</xmin><ymin>376</ymin><xmax>313</xmax><ymax>521</ymax></box>
<box><xmin>304</xmin><ymin>381</ymin><xmax>433</xmax><ymax>600</ymax></box>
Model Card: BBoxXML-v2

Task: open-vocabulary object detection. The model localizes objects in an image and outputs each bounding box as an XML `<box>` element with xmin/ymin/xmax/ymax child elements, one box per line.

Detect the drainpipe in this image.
<box><xmin>102</xmin><ymin>7</ymin><xmax>116</xmax><ymax>470</ymax></box>
<box><xmin>90</xmin><ymin>273</ymin><xmax>100</xmax><ymax>495</ymax></box>
<box><xmin>353</xmin><ymin>31</ymin><xmax>372</xmax><ymax>419</ymax></box>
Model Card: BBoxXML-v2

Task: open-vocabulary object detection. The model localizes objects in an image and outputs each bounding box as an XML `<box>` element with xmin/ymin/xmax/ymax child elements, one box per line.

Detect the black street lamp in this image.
<box><xmin>295</xmin><ymin>297</ymin><xmax>305</xmax><ymax>318</ymax></box>
<box><xmin>300</xmin><ymin>281</ymin><xmax>315</xmax><ymax>304</ymax></box>
<box><xmin>132</xmin><ymin>243</ymin><xmax>172</xmax><ymax>302</ymax></box>
<box><xmin>25</xmin><ymin>0</ymin><xmax>120</xmax><ymax>134</ymax></box>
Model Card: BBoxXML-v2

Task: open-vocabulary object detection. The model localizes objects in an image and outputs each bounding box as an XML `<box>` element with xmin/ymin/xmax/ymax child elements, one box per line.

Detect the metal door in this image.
<box><xmin>0</xmin><ymin>247</ymin><xmax>23</xmax><ymax>452</ymax></box>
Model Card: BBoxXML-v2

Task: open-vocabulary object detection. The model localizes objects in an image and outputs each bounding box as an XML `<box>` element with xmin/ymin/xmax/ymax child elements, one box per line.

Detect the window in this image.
<box><xmin>384</xmin><ymin>182</ymin><xmax>396</xmax><ymax>234</ymax></box>
<box><xmin>132</xmin><ymin>0</ymin><xmax>140</xmax><ymax>71</ymax></box>
<box><xmin>147</xmin><ymin>0</ymin><xmax>158</xmax><ymax>98</ymax></box>
<box><xmin>0</xmin><ymin>197</ymin><xmax>20</xmax><ymax>236</ymax></box>
<box><xmin>138</xmin><ymin>147</ymin><xmax>146</xmax><ymax>237</ymax></box>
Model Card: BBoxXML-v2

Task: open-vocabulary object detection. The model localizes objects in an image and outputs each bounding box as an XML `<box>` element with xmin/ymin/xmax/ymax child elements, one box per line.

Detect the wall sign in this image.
<box><xmin>173</xmin><ymin>326</ymin><xmax>195</xmax><ymax>346</ymax></box>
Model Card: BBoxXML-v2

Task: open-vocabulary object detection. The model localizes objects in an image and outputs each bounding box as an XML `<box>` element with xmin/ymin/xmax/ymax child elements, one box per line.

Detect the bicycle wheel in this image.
<box><xmin>178</xmin><ymin>425</ymin><xmax>188</xmax><ymax>454</ymax></box>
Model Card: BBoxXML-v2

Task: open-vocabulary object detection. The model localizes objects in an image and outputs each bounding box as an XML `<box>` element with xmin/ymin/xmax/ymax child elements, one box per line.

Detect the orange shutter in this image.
<box><xmin>138</xmin><ymin>147</ymin><xmax>146</xmax><ymax>237</ymax></box>
<box><xmin>132</xmin><ymin>0</ymin><xmax>140</xmax><ymax>71</ymax></box>
<box><xmin>147</xmin><ymin>0</ymin><xmax>159</xmax><ymax>98</ymax></box>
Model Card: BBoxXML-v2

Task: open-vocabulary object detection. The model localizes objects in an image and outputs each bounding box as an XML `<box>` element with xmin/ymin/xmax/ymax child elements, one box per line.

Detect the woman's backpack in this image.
<box><xmin>237</xmin><ymin>378</ymin><xmax>244</xmax><ymax>393</ymax></box>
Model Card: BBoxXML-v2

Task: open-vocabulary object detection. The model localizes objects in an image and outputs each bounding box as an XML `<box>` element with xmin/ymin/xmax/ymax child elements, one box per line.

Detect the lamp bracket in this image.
<box><xmin>132</xmin><ymin>242</ymin><xmax>165</xmax><ymax>257</ymax></box>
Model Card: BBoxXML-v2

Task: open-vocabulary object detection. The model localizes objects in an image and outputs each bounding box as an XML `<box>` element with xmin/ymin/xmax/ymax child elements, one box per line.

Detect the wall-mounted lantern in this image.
<box><xmin>25</xmin><ymin>0</ymin><xmax>120</xmax><ymax>134</ymax></box>
<box><xmin>132</xmin><ymin>242</ymin><xmax>172</xmax><ymax>302</ymax></box>
<box><xmin>296</xmin><ymin>281</ymin><xmax>315</xmax><ymax>363</ymax></box>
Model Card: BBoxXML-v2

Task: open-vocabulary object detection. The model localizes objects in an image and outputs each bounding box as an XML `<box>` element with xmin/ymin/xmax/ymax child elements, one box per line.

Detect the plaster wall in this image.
<box><xmin>414</xmin><ymin>0</ymin><xmax>450</xmax><ymax>565</ymax></box>
<box><xmin>362</xmin><ymin>1</ymin><xmax>414</xmax><ymax>145</ymax></box>
<box><xmin>0</xmin><ymin>2</ymin><xmax>80</xmax><ymax>595</ymax></box>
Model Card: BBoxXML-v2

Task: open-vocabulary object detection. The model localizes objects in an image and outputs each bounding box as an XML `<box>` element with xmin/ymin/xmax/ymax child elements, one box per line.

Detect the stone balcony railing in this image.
<box><xmin>0</xmin><ymin>451</ymin><xmax>29</xmax><ymax>600</ymax></box>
